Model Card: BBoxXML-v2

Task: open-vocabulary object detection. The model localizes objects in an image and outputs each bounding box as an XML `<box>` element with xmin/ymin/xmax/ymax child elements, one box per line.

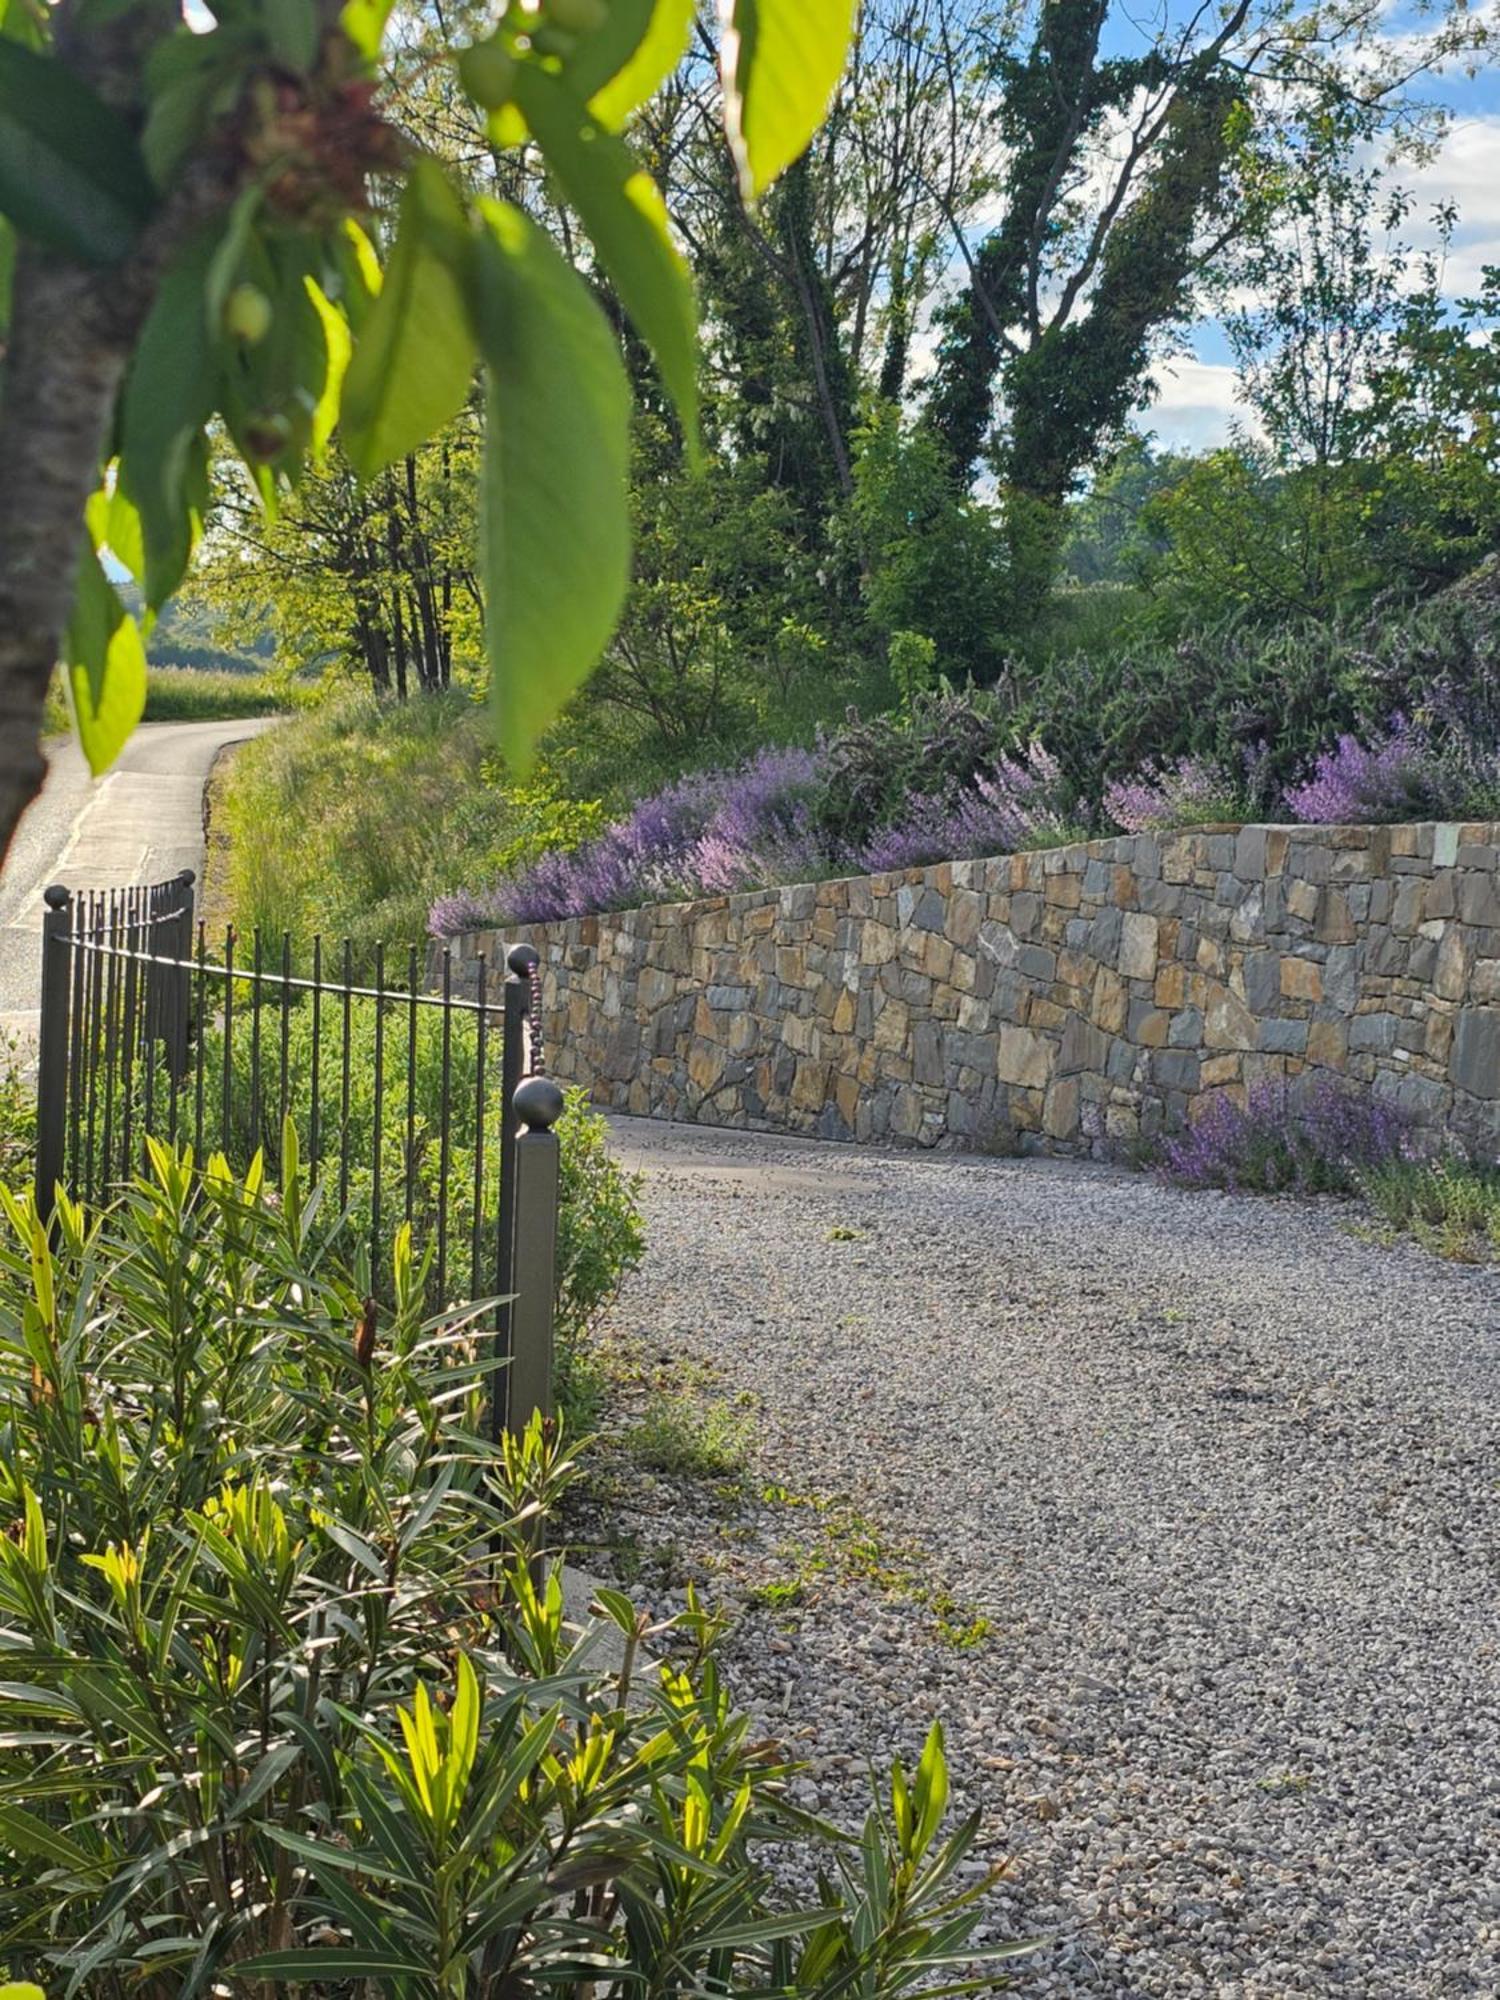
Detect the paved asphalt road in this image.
<box><xmin>0</xmin><ymin>718</ymin><xmax>277</xmax><ymax>1032</ymax></box>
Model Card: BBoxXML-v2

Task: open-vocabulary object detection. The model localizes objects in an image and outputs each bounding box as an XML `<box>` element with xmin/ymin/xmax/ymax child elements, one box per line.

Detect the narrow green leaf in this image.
<box><xmin>565</xmin><ymin>0</ymin><xmax>694</xmax><ymax>129</ymax></box>
<box><xmin>118</xmin><ymin>226</ymin><xmax>220</xmax><ymax>606</ymax></box>
<box><xmin>303</xmin><ymin>276</ymin><xmax>352</xmax><ymax>456</ymax></box>
<box><xmin>340</xmin><ymin>156</ymin><xmax>475</xmax><ymax>480</ymax></box>
<box><xmin>719</xmin><ymin>0</ymin><xmax>856</xmax><ymax>198</ymax></box>
<box><xmin>236</xmin><ymin>1950</ymin><xmax>427</xmax><ymax>1982</ymax></box>
<box><xmin>472</xmin><ymin>198</ymin><xmax>630</xmax><ymax>773</ymax></box>
<box><xmin>514</xmin><ymin>68</ymin><xmax>698</xmax><ymax>455</ymax></box>
<box><xmin>0</xmin><ymin>40</ymin><xmax>155</xmax><ymax>260</ymax></box>
<box><xmin>0</xmin><ymin>1803</ymin><xmax>105</xmax><ymax>1878</ymax></box>
<box><xmin>63</xmin><ymin>543</ymin><xmax>147</xmax><ymax>777</ymax></box>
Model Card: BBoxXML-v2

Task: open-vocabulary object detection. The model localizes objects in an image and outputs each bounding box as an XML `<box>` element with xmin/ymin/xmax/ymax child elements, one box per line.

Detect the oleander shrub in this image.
<box><xmin>0</xmin><ymin>1150</ymin><xmax>1031</xmax><ymax>1996</ymax></box>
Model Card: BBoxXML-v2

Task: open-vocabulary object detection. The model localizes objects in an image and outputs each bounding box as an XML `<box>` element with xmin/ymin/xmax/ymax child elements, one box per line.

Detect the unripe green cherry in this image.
<box><xmin>223</xmin><ymin>282</ymin><xmax>273</xmax><ymax>345</ymax></box>
<box><xmin>459</xmin><ymin>37</ymin><xmax>519</xmax><ymax>109</ymax></box>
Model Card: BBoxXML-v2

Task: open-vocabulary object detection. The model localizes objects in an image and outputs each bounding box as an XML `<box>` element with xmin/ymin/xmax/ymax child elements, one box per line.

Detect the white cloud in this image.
<box><xmin>1401</xmin><ymin>115</ymin><xmax>1500</xmax><ymax>295</ymax></box>
<box><xmin>1137</xmin><ymin>357</ymin><xmax>1247</xmax><ymax>452</ymax></box>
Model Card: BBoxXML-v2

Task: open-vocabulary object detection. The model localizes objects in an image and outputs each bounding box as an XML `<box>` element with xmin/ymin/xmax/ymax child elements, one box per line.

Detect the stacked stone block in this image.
<box><xmin>441</xmin><ymin>821</ymin><xmax>1500</xmax><ymax>1158</ymax></box>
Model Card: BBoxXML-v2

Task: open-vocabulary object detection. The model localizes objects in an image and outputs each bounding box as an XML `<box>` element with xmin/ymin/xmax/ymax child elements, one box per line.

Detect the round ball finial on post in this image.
<box><xmin>507</xmin><ymin>943</ymin><xmax>541</xmax><ymax>978</ymax></box>
<box><xmin>514</xmin><ymin>1075</ymin><xmax>565</xmax><ymax>1132</ymax></box>
<box><xmin>42</xmin><ymin>884</ymin><xmax>71</xmax><ymax>911</ymax></box>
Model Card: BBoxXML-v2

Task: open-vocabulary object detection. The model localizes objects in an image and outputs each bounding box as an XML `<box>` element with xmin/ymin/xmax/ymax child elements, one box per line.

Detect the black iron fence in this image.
<box><xmin>34</xmin><ymin>873</ymin><xmax>560</xmax><ymax>1436</ymax></box>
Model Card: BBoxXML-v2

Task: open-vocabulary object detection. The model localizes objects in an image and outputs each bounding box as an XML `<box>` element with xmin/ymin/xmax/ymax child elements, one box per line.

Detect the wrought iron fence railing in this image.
<box><xmin>33</xmin><ymin>872</ymin><xmax>559</xmax><ymax>1436</ymax></box>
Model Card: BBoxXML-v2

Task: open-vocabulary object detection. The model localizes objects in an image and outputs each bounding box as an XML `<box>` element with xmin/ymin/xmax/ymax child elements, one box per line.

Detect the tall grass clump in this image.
<box><xmin>223</xmin><ymin>692</ymin><xmax>512</xmax><ymax>954</ymax></box>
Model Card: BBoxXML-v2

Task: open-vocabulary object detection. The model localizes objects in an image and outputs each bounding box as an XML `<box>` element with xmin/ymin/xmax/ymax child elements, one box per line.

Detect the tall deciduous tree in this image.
<box><xmin>921</xmin><ymin>0</ymin><xmax>1483</xmax><ymax>626</ymax></box>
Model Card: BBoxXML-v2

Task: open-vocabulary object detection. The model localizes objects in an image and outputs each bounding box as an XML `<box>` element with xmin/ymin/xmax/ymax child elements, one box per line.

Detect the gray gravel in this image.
<box><xmin>583</xmin><ymin>1116</ymin><xmax>1500</xmax><ymax>1997</ymax></box>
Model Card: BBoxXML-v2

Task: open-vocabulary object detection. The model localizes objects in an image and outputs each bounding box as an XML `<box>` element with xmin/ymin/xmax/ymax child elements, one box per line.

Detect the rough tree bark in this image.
<box><xmin>0</xmin><ymin>0</ymin><xmax>348</xmax><ymax>868</ymax></box>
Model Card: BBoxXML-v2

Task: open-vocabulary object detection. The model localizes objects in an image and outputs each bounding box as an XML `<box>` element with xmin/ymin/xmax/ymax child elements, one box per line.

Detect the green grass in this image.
<box><xmin>141</xmin><ymin>666</ymin><xmax>291</xmax><ymax>722</ymax></box>
<box><xmin>1358</xmin><ymin>1157</ymin><xmax>1500</xmax><ymax>1262</ymax></box>
<box><xmin>44</xmin><ymin>665</ymin><xmax>292</xmax><ymax>737</ymax></box>
<box><xmin>624</xmin><ymin>1394</ymin><xmax>756</xmax><ymax>1481</ymax></box>
<box><xmin>219</xmin><ymin>690</ymin><xmax>516</xmax><ymax>958</ymax></box>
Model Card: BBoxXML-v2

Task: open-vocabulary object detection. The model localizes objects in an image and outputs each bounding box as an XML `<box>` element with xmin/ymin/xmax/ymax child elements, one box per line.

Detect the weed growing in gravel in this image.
<box><xmin>754</xmin><ymin>1488</ymin><xmax>993</xmax><ymax>1654</ymax></box>
<box><xmin>827</xmin><ymin>1224</ymin><xmax>865</xmax><ymax>1242</ymax></box>
<box><xmin>626</xmin><ymin>1393</ymin><xmax>757</xmax><ymax>1480</ymax></box>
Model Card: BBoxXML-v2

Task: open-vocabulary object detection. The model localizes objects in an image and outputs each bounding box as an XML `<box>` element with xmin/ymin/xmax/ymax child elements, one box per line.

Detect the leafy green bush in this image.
<box><xmin>0</xmin><ymin>1152</ymin><xmax>1030</xmax><ymax>1995</ymax></box>
<box><xmin>1359</xmin><ymin>1156</ymin><xmax>1500</xmax><ymax>1262</ymax></box>
<box><xmin>197</xmin><ymin>995</ymin><xmax>642</xmax><ymax>1390</ymax></box>
<box><xmin>0</xmin><ymin>1033</ymin><xmax>34</xmax><ymax>1186</ymax></box>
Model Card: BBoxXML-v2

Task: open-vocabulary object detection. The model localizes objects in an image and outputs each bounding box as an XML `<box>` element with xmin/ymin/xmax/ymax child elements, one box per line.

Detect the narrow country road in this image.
<box><xmin>0</xmin><ymin>717</ymin><xmax>277</xmax><ymax>1034</ymax></box>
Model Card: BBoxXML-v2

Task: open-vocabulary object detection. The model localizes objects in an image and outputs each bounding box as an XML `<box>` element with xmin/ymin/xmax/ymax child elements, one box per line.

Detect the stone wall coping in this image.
<box><xmin>439</xmin><ymin>818</ymin><xmax>1500</xmax><ymax>946</ymax></box>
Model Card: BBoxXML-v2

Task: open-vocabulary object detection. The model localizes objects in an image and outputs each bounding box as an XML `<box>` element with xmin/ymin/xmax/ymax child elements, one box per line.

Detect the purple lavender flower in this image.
<box><xmin>1160</xmin><ymin>1077</ymin><xmax>1417</xmax><ymax>1194</ymax></box>
<box><xmin>430</xmin><ymin>746</ymin><xmax>826</xmax><ymax>931</ymax></box>
<box><xmin>1281</xmin><ymin>717</ymin><xmax>1436</xmax><ymax>824</ymax></box>
<box><xmin>1104</xmin><ymin>756</ymin><xmax>1241</xmax><ymax>835</ymax></box>
<box><xmin>856</xmin><ymin>744</ymin><xmax>1069</xmax><ymax>873</ymax></box>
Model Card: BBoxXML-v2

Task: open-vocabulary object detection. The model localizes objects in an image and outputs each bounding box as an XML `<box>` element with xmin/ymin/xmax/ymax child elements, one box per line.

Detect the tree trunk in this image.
<box><xmin>0</xmin><ymin>249</ymin><xmax>138</xmax><ymax>862</ymax></box>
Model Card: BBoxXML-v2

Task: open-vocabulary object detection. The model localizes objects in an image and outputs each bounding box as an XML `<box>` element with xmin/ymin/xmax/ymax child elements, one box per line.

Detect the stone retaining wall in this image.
<box><xmin>441</xmin><ymin>821</ymin><xmax>1500</xmax><ymax>1158</ymax></box>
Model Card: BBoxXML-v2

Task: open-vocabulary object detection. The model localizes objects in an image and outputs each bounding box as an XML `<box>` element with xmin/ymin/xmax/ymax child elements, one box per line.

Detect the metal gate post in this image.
<box><xmin>168</xmin><ymin>870</ymin><xmax>195</xmax><ymax>1081</ymax></box>
<box><xmin>35</xmin><ymin>885</ymin><xmax>74</xmax><ymax>1220</ymax></box>
<box><xmin>492</xmin><ymin>942</ymin><xmax>539</xmax><ymax>1441</ymax></box>
<box><xmin>506</xmin><ymin>1075</ymin><xmax>563</xmax><ymax>1434</ymax></box>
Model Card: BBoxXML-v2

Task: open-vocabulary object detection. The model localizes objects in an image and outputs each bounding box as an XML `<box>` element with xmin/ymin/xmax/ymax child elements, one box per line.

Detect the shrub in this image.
<box><xmin>856</xmin><ymin>746</ymin><xmax>1076</xmax><ymax>872</ymax></box>
<box><xmin>0</xmin><ymin>1152</ymin><xmax>1031</xmax><ymax>1995</ymax></box>
<box><xmin>1280</xmin><ymin>714</ymin><xmax>1500</xmax><ymax>824</ymax></box>
<box><xmin>438</xmin><ymin>746</ymin><xmax>827</xmax><ymax>929</ymax></box>
<box><xmin>0</xmin><ymin>1032</ymin><xmax>33</xmax><ymax>1185</ymax></box>
<box><xmin>1158</xmin><ymin>1078</ymin><xmax>1416</xmax><ymax>1195</ymax></box>
<box><xmin>1359</xmin><ymin>1156</ymin><xmax>1500</xmax><ymax>1261</ymax></box>
<box><xmin>1282</xmin><ymin>715</ymin><xmax>1439</xmax><ymax>822</ymax></box>
<box><xmin>198</xmin><ymin>1000</ymin><xmax>642</xmax><ymax>1389</ymax></box>
<box><xmin>811</xmin><ymin>687</ymin><xmax>1016</xmax><ymax>854</ymax></box>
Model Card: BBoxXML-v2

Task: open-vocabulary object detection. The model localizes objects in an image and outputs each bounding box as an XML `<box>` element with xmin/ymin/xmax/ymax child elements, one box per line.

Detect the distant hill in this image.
<box><xmin>115</xmin><ymin>584</ymin><xmax>275</xmax><ymax>676</ymax></box>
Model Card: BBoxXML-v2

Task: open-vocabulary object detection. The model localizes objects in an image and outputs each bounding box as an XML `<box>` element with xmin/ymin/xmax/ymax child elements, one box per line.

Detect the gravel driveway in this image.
<box><xmin>587</xmin><ymin>1117</ymin><xmax>1500</xmax><ymax>1998</ymax></box>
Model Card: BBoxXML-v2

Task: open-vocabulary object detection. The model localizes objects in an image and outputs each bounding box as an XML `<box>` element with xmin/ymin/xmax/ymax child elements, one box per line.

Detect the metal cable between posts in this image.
<box><xmin>526</xmin><ymin>958</ymin><xmax>545</xmax><ymax>1076</ymax></box>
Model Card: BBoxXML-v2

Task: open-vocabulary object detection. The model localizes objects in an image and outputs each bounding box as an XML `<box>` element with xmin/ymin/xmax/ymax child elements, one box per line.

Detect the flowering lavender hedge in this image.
<box><xmin>431</xmin><ymin>742</ymin><xmax>1077</xmax><ymax>934</ymax></box>
<box><xmin>429</xmin><ymin>714</ymin><xmax>1500</xmax><ymax>937</ymax></box>
<box><xmin>1158</xmin><ymin>1078</ymin><xmax>1418</xmax><ymax>1195</ymax></box>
